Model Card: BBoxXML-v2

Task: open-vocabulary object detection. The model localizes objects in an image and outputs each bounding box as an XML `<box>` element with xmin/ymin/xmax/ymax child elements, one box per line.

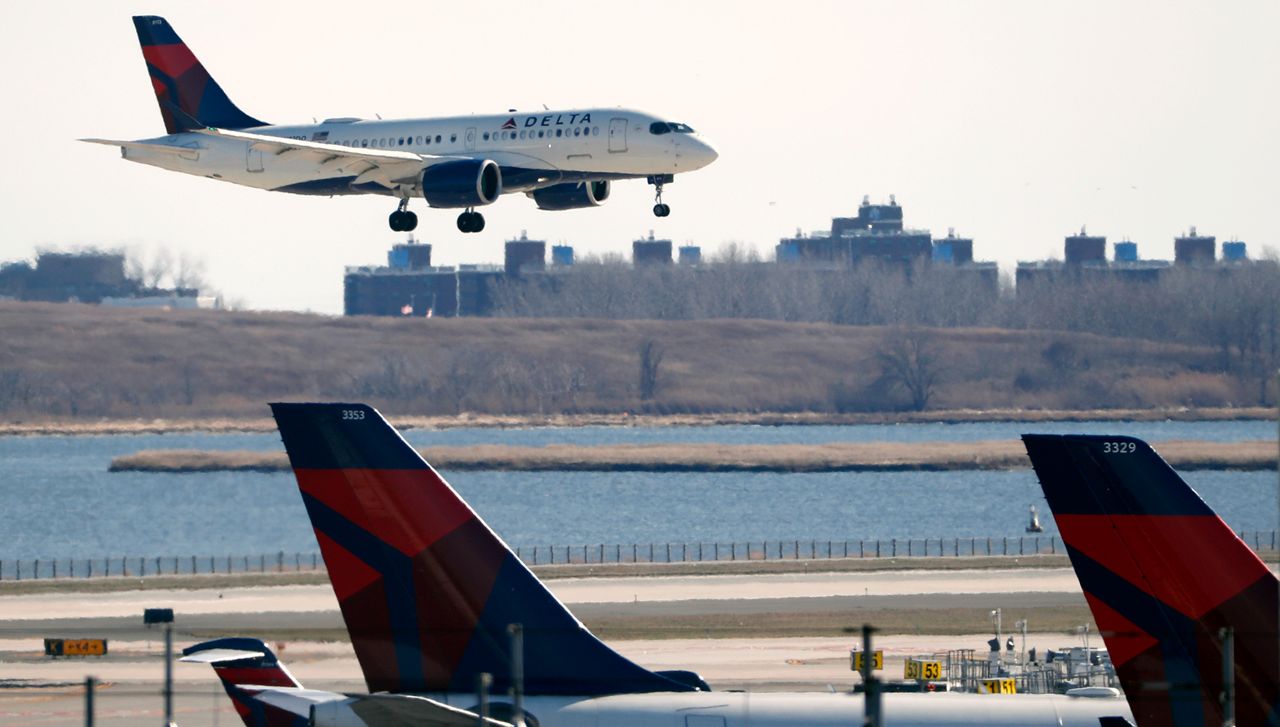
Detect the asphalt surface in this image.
<box><xmin>0</xmin><ymin>567</ymin><xmax>1090</xmax><ymax>726</ymax></box>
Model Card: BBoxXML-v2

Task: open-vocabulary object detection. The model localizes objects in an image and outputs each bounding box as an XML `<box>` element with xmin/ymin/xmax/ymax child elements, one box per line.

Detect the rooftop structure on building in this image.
<box><xmin>776</xmin><ymin>196</ymin><xmax>994</xmax><ymax>278</ymax></box>
<box><xmin>932</xmin><ymin>228</ymin><xmax>974</xmax><ymax>265</ymax></box>
<box><xmin>505</xmin><ymin>231</ymin><xmax>547</xmax><ymax>276</ymax></box>
<box><xmin>1174</xmin><ymin>226</ymin><xmax>1215</xmax><ymax>265</ymax></box>
<box><xmin>634</xmin><ymin>231</ymin><xmax>673</xmax><ymax>265</ymax></box>
<box><xmin>1013</xmin><ymin>226</ymin><xmax>1261</xmax><ymax>295</ymax></box>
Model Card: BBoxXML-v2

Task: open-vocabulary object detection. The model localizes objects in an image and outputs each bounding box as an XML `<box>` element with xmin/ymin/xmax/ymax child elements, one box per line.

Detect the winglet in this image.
<box><xmin>1022</xmin><ymin>434</ymin><xmax>1279</xmax><ymax>727</ymax></box>
<box><xmin>270</xmin><ymin>402</ymin><xmax>699</xmax><ymax>696</ymax></box>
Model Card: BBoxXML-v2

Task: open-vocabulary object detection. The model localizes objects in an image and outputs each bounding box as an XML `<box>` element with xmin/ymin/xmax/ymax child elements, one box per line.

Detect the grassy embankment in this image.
<box><xmin>0</xmin><ymin>300</ymin><xmax>1275</xmax><ymax>423</ymax></box>
<box><xmin>5</xmin><ymin>407</ymin><xmax>1276</xmax><ymax>436</ymax></box>
<box><xmin>110</xmin><ymin>439</ymin><xmax>1278</xmax><ymax>473</ymax></box>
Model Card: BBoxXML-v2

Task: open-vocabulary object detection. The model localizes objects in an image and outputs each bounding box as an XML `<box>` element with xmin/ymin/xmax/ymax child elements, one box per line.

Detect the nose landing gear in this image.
<box><xmin>388</xmin><ymin>198</ymin><xmax>418</xmax><ymax>232</ymax></box>
<box><xmin>648</xmin><ymin>174</ymin><xmax>674</xmax><ymax>217</ymax></box>
<box><xmin>456</xmin><ymin>209</ymin><xmax>486</xmax><ymax>233</ymax></box>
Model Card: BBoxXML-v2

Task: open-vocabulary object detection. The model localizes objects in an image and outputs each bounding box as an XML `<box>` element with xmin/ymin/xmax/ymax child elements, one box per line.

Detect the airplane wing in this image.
<box><xmin>335</xmin><ymin>693</ymin><xmax>514</xmax><ymax>727</ymax></box>
<box><xmin>211</xmin><ymin>685</ymin><xmax>344</xmax><ymax>721</ymax></box>
<box><xmin>197</xmin><ymin>127</ymin><xmax>459</xmax><ymax>188</ymax></box>
<box><xmin>80</xmin><ymin>138</ymin><xmax>202</xmax><ymax>158</ymax></box>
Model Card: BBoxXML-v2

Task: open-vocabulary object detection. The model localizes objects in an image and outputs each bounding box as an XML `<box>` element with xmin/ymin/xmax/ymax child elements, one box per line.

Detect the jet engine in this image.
<box><xmin>419</xmin><ymin>159</ymin><xmax>502</xmax><ymax>208</ymax></box>
<box><xmin>531</xmin><ymin>181</ymin><xmax>610</xmax><ymax>211</ymax></box>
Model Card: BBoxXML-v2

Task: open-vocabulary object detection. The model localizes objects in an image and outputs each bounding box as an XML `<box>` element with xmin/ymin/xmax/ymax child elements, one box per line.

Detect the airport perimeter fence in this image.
<box><xmin>4</xmin><ymin>530</ymin><xmax>1277</xmax><ymax>581</ymax></box>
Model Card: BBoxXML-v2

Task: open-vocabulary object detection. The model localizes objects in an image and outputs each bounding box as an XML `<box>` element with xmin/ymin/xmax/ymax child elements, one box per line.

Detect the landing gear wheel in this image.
<box><xmin>456</xmin><ymin>210</ymin><xmax>486</xmax><ymax>233</ymax></box>
<box><xmin>648</xmin><ymin>174</ymin><xmax>674</xmax><ymax>219</ymax></box>
<box><xmin>389</xmin><ymin>201</ymin><xmax>417</xmax><ymax>232</ymax></box>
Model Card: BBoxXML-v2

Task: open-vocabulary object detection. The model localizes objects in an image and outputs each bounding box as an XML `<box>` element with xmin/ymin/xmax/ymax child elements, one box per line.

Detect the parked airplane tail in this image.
<box><xmin>132</xmin><ymin>15</ymin><xmax>267</xmax><ymax>134</ymax></box>
<box><xmin>1022</xmin><ymin>434</ymin><xmax>1279</xmax><ymax>727</ymax></box>
<box><xmin>181</xmin><ymin>638</ymin><xmax>310</xmax><ymax>727</ymax></box>
<box><xmin>270</xmin><ymin>402</ymin><xmax>698</xmax><ymax>697</ymax></box>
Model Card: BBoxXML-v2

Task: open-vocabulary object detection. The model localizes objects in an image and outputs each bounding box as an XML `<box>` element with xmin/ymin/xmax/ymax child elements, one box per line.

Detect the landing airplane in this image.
<box><xmin>84</xmin><ymin>17</ymin><xmax>718</xmax><ymax>234</ymax></box>
<box><xmin>181</xmin><ymin>402</ymin><xmax>1135</xmax><ymax>726</ymax></box>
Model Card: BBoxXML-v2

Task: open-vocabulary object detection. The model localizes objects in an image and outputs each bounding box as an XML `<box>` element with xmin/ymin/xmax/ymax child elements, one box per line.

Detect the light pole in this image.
<box><xmin>990</xmin><ymin>609</ymin><xmax>1002</xmax><ymax>668</ymax></box>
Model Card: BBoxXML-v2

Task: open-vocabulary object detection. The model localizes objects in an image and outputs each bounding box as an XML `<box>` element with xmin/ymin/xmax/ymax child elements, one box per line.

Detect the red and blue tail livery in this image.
<box><xmin>181</xmin><ymin>638</ymin><xmax>312</xmax><ymax>727</ymax></box>
<box><xmin>270</xmin><ymin>402</ymin><xmax>699</xmax><ymax>697</ymax></box>
<box><xmin>1022</xmin><ymin>434</ymin><xmax>1278</xmax><ymax>727</ymax></box>
<box><xmin>133</xmin><ymin>15</ymin><xmax>266</xmax><ymax>134</ymax></box>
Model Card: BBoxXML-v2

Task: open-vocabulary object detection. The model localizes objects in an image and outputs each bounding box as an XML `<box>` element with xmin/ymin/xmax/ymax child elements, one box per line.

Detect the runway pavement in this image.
<box><xmin>0</xmin><ymin>566</ymin><xmax>1090</xmax><ymax>726</ymax></box>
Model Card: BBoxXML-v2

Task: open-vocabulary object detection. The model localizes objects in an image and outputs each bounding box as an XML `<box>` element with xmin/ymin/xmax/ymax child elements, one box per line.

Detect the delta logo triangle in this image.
<box><xmin>500</xmin><ymin>117</ymin><xmax>517</xmax><ymax>130</ymax></box>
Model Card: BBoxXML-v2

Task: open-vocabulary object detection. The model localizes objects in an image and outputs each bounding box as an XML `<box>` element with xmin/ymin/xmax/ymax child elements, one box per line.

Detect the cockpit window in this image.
<box><xmin>649</xmin><ymin>121</ymin><xmax>695</xmax><ymax>135</ymax></box>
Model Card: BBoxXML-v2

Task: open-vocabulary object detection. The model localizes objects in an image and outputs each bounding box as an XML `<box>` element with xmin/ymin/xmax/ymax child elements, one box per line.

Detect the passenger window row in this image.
<box><xmin>484</xmin><ymin>127</ymin><xmax>600</xmax><ymax>142</ymax></box>
<box><xmin>329</xmin><ymin>126</ymin><xmax>602</xmax><ymax>150</ymax></box>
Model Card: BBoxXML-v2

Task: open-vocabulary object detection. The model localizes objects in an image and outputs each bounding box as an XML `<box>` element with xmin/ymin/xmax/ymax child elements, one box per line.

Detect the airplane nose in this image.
<box><xmin>692</xmin><ymin>137</ymin><xmax>718</xmax><ymax>167</ymax></box>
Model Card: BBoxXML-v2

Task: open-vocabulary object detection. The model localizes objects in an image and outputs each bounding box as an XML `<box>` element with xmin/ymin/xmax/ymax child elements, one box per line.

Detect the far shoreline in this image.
<box><xmin>110</xmin><ymin>439</ymin><xmax>1278</xmax><ymax>474</ymax></box>
<box><xmin>3</xmin><ymin>405</ymin><xmax>1277</xmax><ymax>437</ymax></box>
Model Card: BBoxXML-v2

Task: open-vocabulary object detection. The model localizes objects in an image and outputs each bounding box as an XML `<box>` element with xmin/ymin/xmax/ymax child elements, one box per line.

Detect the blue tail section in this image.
<box><xmin>132</xmin><ymin>16</ymin><xmax>267</xmax><ymax>134</ymax></box>
<box><xmin>1023</xmin><ymin>435</ymin><xmax>1279</xmax><ymax>727</ymax></box>
<box><xmin>270</xmin><ymin>402</ymin><xmax>700</xmax><ymax>696</ymax></box>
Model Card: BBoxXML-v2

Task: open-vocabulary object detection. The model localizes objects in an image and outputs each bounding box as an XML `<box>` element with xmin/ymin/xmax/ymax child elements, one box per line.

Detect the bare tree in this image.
<box><xmin>172</xmin><ymin>251</ymin><xmax>207</xmax><ymax>291</ymax></box>
<box><xmin>875</xmin><ymin>327</ymin><xmax>940</xmax><ymax>411</ymax></box>
<box><xmin>143</xmin><ymin>248</ymin><xmax>174</xmax><ymax>289</ymax></box>
<box><xmin>638</xmin><ymin>338</ymin><xmax>664</xmax><ymax>401</ymax></box>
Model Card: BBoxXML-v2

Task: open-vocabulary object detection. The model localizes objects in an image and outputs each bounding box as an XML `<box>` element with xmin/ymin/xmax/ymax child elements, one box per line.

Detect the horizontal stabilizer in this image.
<box><xmin>80</xmin><ymin>138</ymin><xmax>200</xmax><ymax>156</ymax></box>
<box><xmin>179</xmin><ymin>648</ymin><xmax>267</xmax><ymax>664</ymax></box>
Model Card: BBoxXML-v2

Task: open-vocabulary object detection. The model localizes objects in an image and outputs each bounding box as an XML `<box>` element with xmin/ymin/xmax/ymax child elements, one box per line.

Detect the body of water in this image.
<box><xmin>1</xmin><ymin>421</ymin><xmax>1275</xmax><ymax>561</ymax></box>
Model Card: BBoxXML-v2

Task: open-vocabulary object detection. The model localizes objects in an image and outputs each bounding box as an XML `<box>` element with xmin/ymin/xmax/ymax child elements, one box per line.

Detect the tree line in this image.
<box><xmin>489</xmin><ymin>248</ymin><xmax>1280</xmax><ymax>406</ymax></box>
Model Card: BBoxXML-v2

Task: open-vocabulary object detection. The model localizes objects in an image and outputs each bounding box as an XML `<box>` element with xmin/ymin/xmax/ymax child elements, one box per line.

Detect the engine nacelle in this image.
<box><xmin>419</xmin><ymin>159</ymin><xmax>502</xmax><ymax>208</ymax></box>
<box><xmin>531</xmin><ymin>181</ymin><xmax>610</xmax><ymax>211</ymax></box>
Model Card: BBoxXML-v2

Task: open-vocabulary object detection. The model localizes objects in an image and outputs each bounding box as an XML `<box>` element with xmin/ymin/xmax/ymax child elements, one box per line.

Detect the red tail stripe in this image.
<box><xmin>315</xmin><ymin>530</ymin><xmax>381</xmax><ymax>603</ymax></box>
<box><xmin>1081</xmin><ymin>592</ymin><xmax>1158</xmax><ymax>667</ymax></box>
<box><xmin>141</xmin><ymin>44</ymin><xmax>199</xmax><ymax>79</ymax></box>
<box><xmin>1057</xmin><ymin>514</ymin><xmax>1270</xmax><ymax>618</ymax></box>
<box><xmin>295</xmin><ymin>468</ymin><xmax>474</xmax><ymax>557</ymax></box>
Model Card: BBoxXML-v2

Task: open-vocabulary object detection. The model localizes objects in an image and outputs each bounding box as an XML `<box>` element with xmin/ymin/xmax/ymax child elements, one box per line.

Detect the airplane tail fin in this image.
<box><xmin>270</xmin><ymin>402</ymin><xmax>697</xmax><ymax>696</ymax></box>
<box><xmin>181</xmin><ymin>638</ymin><xmax>308</xmax><ymax>727</ymax></box>
<box><xmin>1022</xmin><ymin>434</ymin><xmax>1278</xmax><ymax>727</ymax></box>
<box><xmin>132</xmin><ymin>16</ymin><xmax>267</xmax><ymax>134</ymax></box>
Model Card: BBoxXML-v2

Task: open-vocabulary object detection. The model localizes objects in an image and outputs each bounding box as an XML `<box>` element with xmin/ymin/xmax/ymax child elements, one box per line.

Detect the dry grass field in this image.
<box><xmin>0</xmin><ymin>300</ymin><xmax>1272</xmax><ymax>422</ymax></box>
<box><xmin>109</xmin><ymin>439</ymin><xmax>1278</xmax><ymax>473</ymax></box>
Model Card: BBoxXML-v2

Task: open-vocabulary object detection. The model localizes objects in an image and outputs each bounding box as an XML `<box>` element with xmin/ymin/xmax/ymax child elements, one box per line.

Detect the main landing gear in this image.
<box><xmin>457</xmin><ymin>208</ymin><xmax>486</xmax><ymax>233</ymax></box>
<box><xmin>648</xmin><ymin>174</ymin><xmax>674</xmax><ymax>217</ymax></box>
<box><xmin>388</xmin><ymin>199</ymin><xmax>418</xmax><ymax>232</ymax></box>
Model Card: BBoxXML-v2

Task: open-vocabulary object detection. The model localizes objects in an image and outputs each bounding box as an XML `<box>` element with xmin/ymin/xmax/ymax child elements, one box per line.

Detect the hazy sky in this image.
<box><xmin>2</xmin><ymin>1</ymin><xmax>1276</xmax><ymax>313</ymax></box>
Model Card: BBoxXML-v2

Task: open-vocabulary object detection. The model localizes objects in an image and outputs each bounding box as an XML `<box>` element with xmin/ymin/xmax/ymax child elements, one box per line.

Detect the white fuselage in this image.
<box><xmin>315</xmin><ymin>690</ymin><xmax>1135</xmax><ymax>727</ymax></box>
<box><xmin>116</xmin><ymin>108</ymin><xmax>717</xmax><ymax>201</ymax></box>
